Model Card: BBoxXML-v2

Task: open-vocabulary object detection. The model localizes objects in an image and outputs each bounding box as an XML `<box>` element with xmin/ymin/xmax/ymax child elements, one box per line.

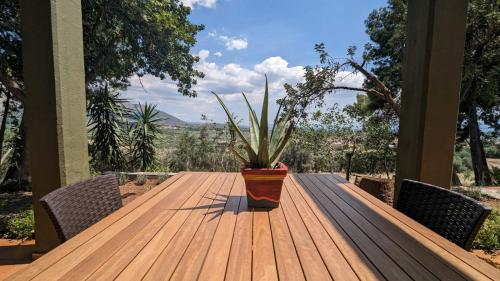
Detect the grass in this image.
<box><xmin>0</xmin><ymin>192</ymin><xmax>34</xmax><ymax>239</ymax></box>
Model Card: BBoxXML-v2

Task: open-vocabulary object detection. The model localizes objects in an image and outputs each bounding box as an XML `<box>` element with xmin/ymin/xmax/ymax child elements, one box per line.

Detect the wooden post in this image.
<box><xmin>20</xmin><ymin>0</ymin><xmax>90</xmax><ymax>252</ymax></box>
<box><xmin>395</xmin><ymin>0</ymin><xmax>468</xmax><ymax>201</ymax></box>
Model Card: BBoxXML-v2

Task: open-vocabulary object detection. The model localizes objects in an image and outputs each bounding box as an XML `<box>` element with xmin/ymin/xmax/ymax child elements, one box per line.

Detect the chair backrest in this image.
<box><xmin>40</xmin><ymin>174</ymin><xmax>123</xmax><ymax>242</ymax></box>
<box><xmin>396</xmin><ymin>179</ymin><xmax>491</xmax><ymax>250</ymax></box>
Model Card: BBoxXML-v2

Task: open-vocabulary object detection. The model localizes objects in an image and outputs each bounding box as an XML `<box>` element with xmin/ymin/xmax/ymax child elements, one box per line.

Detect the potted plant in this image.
<box><xmin>213</xmin><ymin>77</ymin><xmax>294</xmax><ymax>208</ymax></box>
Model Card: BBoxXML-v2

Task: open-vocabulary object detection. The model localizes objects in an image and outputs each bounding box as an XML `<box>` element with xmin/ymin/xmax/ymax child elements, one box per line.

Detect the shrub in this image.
<box><xmin>4</xmin><ymin>210</ymin><xmax>34</xmax><ymax>239</ymax></box>
<box><xmin>117</xmin><ymin>173</ymin><xmax>129</xmax><ymax>185</ymax></box>
<box><xmin>484</xmin><ymin>144</ymin><xmax>500</xmax><ymax>158</ymax></box>
<box><xmin>473</xmin><ymin>209</ymin><xmax>500</xmax><ymax>251</ymax></box>
<box><xmin>491</xmin><ymin>167</ymin><xmax>500</xmax><ymax>185</ymax></box>
<box><xmin>135</xmin><ymin>175</ymin><xmax>147</xmax><ymax>185</ymax></box>
<box><xmin>158</xmin><ymin>174</ymin><xmax>169</xmax><ymax>183</ymax></box>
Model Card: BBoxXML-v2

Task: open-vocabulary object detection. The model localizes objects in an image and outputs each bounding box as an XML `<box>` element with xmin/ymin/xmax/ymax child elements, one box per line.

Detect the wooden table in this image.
<box><xmin>8</xmin><ymin>172</ymin><xmax>499</xmax><ymax>281</ymax></box>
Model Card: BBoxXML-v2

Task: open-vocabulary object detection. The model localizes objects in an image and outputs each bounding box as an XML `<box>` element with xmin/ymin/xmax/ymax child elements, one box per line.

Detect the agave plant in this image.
<box><xmin>213</xmin><ymin>77</ymin><xmax>294</xmax><ymax>169</ymax></box>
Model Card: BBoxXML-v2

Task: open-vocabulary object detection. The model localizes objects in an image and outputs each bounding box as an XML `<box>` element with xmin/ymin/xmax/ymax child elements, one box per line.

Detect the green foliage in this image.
<box><xmin>484</xmin><ymin>142</ymin><xmax>500</xmax><ymax>158</ymax></box>
<box><xmin>87</xmin><ymin>86</ymin><xmax>127</xmax><ymax>171</ymax></box>
<box><xmin>281</xmin><ymin>103</ymin><xmax>396</xmax><ymax>176</ymax></box>
<box><xmin>168</xmin><ymin>119</ymin><xmax>240</xmax><ymax>172</ymax></box>
<box><xmin>453</xmin><ymin>145</ymin><xmax>473</xmax><ymax>173</ymax></box>
<box><xmin>473</xmin><ymin>209</ymin><xmax>500</xmax><ymax>251</ymax></box>
<box><xmin>3</xmin><ymin>210</ymin><xmax>34</xmax><ymax>239</ymax></box>
<box><xmin>117</xmin><ymin>173</ymin><xmax>129</xmax><ymax>185</ymax></box>
<box><xmin>213</xmin><ymin>77</ymin><xmax>295</xmax><ymax>168</ymax></box>
<box><xmin>134</xmin><ymin>175</ymin><xmax>147</xmax><ymax>185</ymax></box>
<box><xmin>0</xmin><ymin>0</ymin><xmax>206</xmax><ymax>97</ymax></box>
<box><xmin>0</xmin><ymin>0</ymin><xmax>204</xmax><ymax>186</ymax></box>
<box><xmin>158</xmin><ymin>173</ymin><xmax>169</xmax><ymax>183</ymax></box>
<box><xmin>491</xmin><ymin>167</ymin><xmax>500</xmax><ymax>185</ymax></box>
<box><xmin>169</xmin><ymin>131</ymin><xmax>198</xmax><ymax>171</ymax></box>
<box><xmin>81</xmin><ymin>0</ymin><xmax>204</xmax><ymax>96</ymax></box>
<box><xmin>130</xmin><ymin>103</ymin><xmax>162</xmax><ymax>171</ymax></box>
<box><xmin>364</xmin><ymin>0</ymin><xmax>499</xmax><ymax>185</ymax></box>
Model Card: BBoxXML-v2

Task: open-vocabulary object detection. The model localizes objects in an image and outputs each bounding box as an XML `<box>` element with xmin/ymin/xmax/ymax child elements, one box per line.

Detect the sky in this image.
<box><xmin>123</xmin><ymin>0</ymin><xmax>387</xmax><ymax>123</ymax></box>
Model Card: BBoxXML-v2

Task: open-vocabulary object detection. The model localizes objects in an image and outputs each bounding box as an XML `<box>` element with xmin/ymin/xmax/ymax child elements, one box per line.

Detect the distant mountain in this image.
<box><xmin>124</xmin><ymin>103</ymin><xmax>189</xmax><ymax>127</ymax></box>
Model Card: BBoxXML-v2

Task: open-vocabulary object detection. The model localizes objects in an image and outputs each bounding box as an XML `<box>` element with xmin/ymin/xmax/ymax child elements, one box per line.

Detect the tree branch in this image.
<box><xmin>347</xmin><ymin>59</ymin><xmax>400</xmax><ymax>116</ymax></box>
<box><xmin>0</xmin><ymin>70</ymin><xmax>25</xmax><ymax>103</ymax></box>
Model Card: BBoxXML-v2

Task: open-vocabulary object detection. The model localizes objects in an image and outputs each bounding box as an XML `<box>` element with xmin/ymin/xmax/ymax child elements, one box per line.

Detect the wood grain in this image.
<box><xmin>9</xmin><ymin>172</ymin><xmax>499</xmax><ymax>281</ymax></box>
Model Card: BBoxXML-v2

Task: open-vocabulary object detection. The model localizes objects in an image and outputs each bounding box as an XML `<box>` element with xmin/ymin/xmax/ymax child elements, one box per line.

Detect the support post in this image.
<box><xmin>395</xmin><ymin>0</ymin><xmax>468</xmax><ymax>200</ymax></box>
<box><xmin>20</xmin><ymin>0</ymin><xmax>89</xmax><ymax>252</ymax></box>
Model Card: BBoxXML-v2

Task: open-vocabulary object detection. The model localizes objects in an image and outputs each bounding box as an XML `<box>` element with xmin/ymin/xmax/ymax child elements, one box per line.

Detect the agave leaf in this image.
<box><xmin>229</xmin><ymin>145</ymin><xmax>250</xmax><ymax>166</ymax></box>
<box><xmin>269</xmin><ymin>99</ymin><xmax>283</xmax><ymax>142</ymax></box>
<box><xmin>270</xmin><ymin>121</ymin><xmax>294</xmax><ymax>165</ymax></box>
<box><xmin>242</xmin><ymin>92</ymin><xmax>260</xmax><ymax>152</ymax></box>
<box><xmin>212</xmin><ymin>92</ymin><xmax>258</xmax><ymax>162</ymax></box>
<box><xmin>257</xmin><ymin>76</ymin><xmax>269</xmax><ymax>166</ymax></box>
<box><xmin>270</xmin><ymin>112</ymin><xmax>293</xmax><ymax>154</ymax></box>
<box><xmin>257</xmin><ymin>135</ymin><xmax>270</xmax><ymax>168</ymax></box>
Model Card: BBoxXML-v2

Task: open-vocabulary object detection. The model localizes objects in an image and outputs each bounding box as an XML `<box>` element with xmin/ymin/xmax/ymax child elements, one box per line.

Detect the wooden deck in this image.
<box><xmin>7</xmin><ymin>172</ymin><xmax>499</xmax><ymax>280</ymax></box>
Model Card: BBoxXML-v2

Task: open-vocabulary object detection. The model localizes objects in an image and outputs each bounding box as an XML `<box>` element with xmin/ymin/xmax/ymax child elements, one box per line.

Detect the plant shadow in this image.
<box><xmin>171</xmin><ymin>192</ymin><xmax>256</xmax><ymax>221</ymax></box>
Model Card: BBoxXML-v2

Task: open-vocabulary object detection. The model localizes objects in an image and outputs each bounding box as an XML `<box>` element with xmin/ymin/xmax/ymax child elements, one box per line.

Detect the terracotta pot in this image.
<box><xmin>241</xmin><ymin>162</ymin><xmax>288</xmax><ymax>208</ymax></box>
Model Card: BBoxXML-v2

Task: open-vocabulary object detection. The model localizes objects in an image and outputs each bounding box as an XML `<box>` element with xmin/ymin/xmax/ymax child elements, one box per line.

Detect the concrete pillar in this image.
<box><xmin>20</xmin><ymin>0</ymin><xmax>89</xmax><ymax>252</ymax></box>
<box><xmin>395</xmin><ymin>0</ymin><xmax>468</xmax><ymax>200</ymax></box>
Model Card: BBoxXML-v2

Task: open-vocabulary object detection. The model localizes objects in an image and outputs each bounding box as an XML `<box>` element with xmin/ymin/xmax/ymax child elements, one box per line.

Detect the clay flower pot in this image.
<box><xmin>241</xmin><ymin>162</ymin><xmax>288</xmax><ymax>208</ymax></box>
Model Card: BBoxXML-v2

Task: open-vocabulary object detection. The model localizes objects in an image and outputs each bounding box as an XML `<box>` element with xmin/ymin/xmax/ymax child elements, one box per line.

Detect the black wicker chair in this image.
<box><xmin>40</xmin><ymin>174</ymin><xmax>123</xmax><ymax>242</ymax></box>
<box><xmin>396</xmin><ymin>179</ymin><xmax>491</xmax><ymax>250</ymax></box>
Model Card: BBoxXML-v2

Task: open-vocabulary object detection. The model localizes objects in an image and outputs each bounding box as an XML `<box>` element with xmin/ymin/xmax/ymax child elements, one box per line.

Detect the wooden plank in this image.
<box><xmin>283</xmin><ymin>179</ymin><xmax>359</xmax><ymax>280</ymax></box>
<box><xmin>139</xmin><ymin>174</ymin><xmax>234</xmax><ymax>281</ymax></box>
<box><xmin>279</xmin><ymin>179</ymin><xmax>333</xmax><ymax>281</ymax></box>
<box><xmin>85</xmin><ymin>173</ymin><xmax>220</xmax><ymax>281</ymax></box>
<box><xmin>169</xmin><ymin>174</ymin><xmax>239</xmax><ymax>281</ymax></box>
<box><xmin>110</xmin><ymin>173</ymin><xmax>228</xmax><ymax>281</ymax></box>
<box><xmin>301</xmin><ymin>174</ymin><xmax>439</xmax><ymax>280</ymax></box>
<box><xmin>252</xmin><ymin>209</ymin><xmax>278</xmax><ymax>281</ymax></box>
<box><xmin>197</xmin><ymin>175</ymin><xmax>244</xmax><ymax>281</ymax></box>
<box><xmin>319</xmin><ymin>174</ymin><xmax>470</xmax><ymax>280</ymax></box>
<box><xmin>329</xmin><ymin>174</ymin><xmax>500</xmax><ymax>280</ymax></box>
<box><xmin>286</xmin><ymin>175</ymin><xmax>384</xmax><ymax>281</ymax></box>
<box><xmin>294</xmin><ymin>174</ymin><xmax>412</xmax><ymax>281</ymax></box>
<box><xmin>32</xmin><ymin>173</ymin><xmax>209</xmax><ymax>281</ymax></box>
<box><xmin>268</xmin><ymin>192</ymin><xmax>306</xmax><ymax>281</ymax></box>
<box><xmin>224</xmin><ymin>178</ymin><xmax>253</xmax><ymax>281</ymax></box>
<box><xmin>7</xmin><ymin>172</ymin><xmax>188</xmax><ymax>281</ymax></box>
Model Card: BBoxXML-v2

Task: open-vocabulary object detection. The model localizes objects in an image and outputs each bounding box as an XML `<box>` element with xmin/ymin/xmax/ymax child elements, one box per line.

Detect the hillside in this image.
<box><xmin>125</xmin><ymin>103</ymin><xmax>189</xmax><ymax>127</ymax></box>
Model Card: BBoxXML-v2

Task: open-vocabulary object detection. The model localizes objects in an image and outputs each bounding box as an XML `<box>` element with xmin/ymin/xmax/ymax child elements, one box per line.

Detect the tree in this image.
<box><xmin>364</xmin><ymin>0</ymin><xmax>499</xmax><ymax>185</ymax></box>
<box><xmin>0</xmin><ymin>0</ymin><xmax>204</xmax><ymax>183</ymax></box>
<box><xmin>281</xmin><ymin>43</ymin><xmax>400</xmax><ymax>123</ymax></box>
<box><xmin>284</xmin><ymin>0</ymin><xmax>498</xmax><ymax>185</ymax></box>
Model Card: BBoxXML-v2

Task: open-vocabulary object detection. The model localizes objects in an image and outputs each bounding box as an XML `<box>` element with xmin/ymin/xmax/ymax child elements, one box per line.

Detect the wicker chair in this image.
<box><xmin>396</xmin><ymin>179</ymin><xmax>491</xmax><ymax>250</ymax></box>
<box><xmin>40</xmin><ymin>174</ymin><xmax>123</xmax><ymax>242</ymax></box>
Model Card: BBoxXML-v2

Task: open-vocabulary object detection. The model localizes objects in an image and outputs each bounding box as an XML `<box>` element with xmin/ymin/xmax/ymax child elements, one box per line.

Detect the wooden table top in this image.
<box><xmin>8</xmin><ymin>172</ymin><xmax>499</xmax><ymax>281</ymax></box>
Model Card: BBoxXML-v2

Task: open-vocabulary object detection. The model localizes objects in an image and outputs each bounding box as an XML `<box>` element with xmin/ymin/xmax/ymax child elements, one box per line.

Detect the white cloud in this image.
<box><xmin>122</xmin><ymin>56</ymin><xmax>363</xmax><ymax>123</ymax></box>
<box><xmin>197</xmin><ymin>49</ymin><xmax>210</xmax><ymax>61</ymax></box>
<box><xmin>219</xmin><ymin>36</ymin><xmax>248</xmax><ymax>50</ymax></box>
<box><xmin>181</xmin><ymin>0</ymin><xmax>217</xmax><ymax>8</ymax></box>
<box><xmin>209</xmin><ymin>31</ymin><xmax>248</xmax><ymax>51</ymax></box>
<box><xmin>214</xmin><ymin>52</ymin><xmax>223</xmax><ymax>57</ymax></box>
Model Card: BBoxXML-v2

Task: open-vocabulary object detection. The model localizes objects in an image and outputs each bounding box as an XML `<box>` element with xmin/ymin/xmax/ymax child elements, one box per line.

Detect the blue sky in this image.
<box><xmin>123</xmin><ymin>0</ymin><xmax>387</xmax><ymax>123</ymax></box>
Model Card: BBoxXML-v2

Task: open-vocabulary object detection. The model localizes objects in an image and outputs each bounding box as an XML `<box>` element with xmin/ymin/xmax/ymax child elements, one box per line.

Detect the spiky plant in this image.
<box><xmin>213</xmin><ymin>77</ymin><xmax>294</xmax><ymax>169</ymax></box>
<box><xmin>131</xmin><ymin>103</ymin><xmax>162</xmax><ymax>171</ymax></box>
<box><xmin>87</xmin><ymin>85</ymin><xmax>127</xmax><ymax>171</ymax></box>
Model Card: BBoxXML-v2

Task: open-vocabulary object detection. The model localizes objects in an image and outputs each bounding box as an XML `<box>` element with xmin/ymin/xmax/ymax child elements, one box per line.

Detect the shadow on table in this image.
<box><xmin>170</xmin><ymin>193</ymin><xmax>251</xmax><ymax>221</ymax></box>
